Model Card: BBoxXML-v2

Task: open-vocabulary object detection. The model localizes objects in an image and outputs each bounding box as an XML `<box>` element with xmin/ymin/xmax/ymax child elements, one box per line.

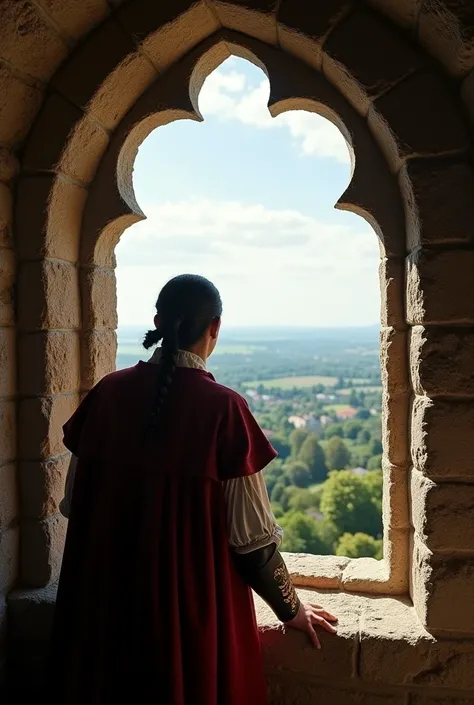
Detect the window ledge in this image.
<box><xmin>255</xmin><ymin>587</ymin><xmax>474</xmax><ymax>697</ymax></box>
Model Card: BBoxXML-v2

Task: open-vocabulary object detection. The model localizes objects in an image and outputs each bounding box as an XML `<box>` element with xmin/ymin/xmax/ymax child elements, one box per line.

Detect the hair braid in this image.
<box><xmin>147</xmin><ymin>319</ymin><xmax>181</xmax><ymax>435</ymax></box>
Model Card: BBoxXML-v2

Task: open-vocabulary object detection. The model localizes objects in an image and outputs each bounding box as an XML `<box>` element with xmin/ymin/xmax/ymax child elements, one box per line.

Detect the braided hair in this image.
<box><xmin>143</xmin><ymin>274</ymin><xmax>222</xmax><ymax>434</ymax></box>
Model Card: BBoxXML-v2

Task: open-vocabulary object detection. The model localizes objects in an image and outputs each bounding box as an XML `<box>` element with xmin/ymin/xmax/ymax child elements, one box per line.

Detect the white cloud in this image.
<box><xmin>116</xmin><ymin>198</ymin><xmax>380</xmax><ymax>327</ymax></box>
<box><xmin>198</xmin><ymin>67</ymin><xmax>350</xmax><ymax>164</ymax></box>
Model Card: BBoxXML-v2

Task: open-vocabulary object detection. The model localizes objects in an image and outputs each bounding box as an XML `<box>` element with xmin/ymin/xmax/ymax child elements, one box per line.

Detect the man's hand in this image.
<box><xmin>285</xmin><ymin>602</ymin><xmax>338</xmax><ymax>649</ymax></box>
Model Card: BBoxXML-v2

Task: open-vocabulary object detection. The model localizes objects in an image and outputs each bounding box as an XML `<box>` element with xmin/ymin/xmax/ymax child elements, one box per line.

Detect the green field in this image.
<box><xmin>244</xmin><ymin>375</ymin><xmax>339</xmax><ymax>390</ymax></box>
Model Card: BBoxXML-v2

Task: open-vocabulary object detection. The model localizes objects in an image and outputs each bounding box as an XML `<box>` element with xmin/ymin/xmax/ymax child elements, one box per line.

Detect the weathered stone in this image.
<box><xmin>406</xmin><ymin>248</ymin><xmax>474</xmax><ymax>325</ymax></box>
<box><xmin>119</xmin><ymin>0</ymin><xmax>219</xmax><ymax>68</ymax></box>
<box><xmin>278</xmin><ymin>0</ymin><xmax>352</xmax><ymax>70</ymax></box>
<box><xmin>367</xmin><ymin>0</ymin><xmax>422</xmax><ymax>30</ymax></box>
<box><xmin>0</xmin><ymin>400</ymin><xmax>15</xmax><ymax>466</ymax></box>
<box><xmin>383</xmin><ymin>525</ymin><xmax>410</xmax><ymax>594</ymax></box>
<box><xmin>18</xmin><ymin>260</ymin><xmax>80</xmax><ymax>331</ymax></box>
<box><xmin>412</xmin><ymin>536</ymin><xmax>474</xmax><ymax>634</ymax></box>
<box><xmin>18</xmin><ymin>331</ymin><xmax>81</xmax><ymax>396</ymax></box>
<box><xmin>24</xmin><ymin>93</ymin><xmax>109</xmax><ymax>185</ymax></box>
<box><xmin>411</xmin><ymin>467</ymin><xmax>474</xmax><ymax>552</ymax></box>
<box><xmin>324</xmin><ymin>8</ymin><xmax>423</xmax><ymax>115</ymax></box>
<box><xmin>410</xmin><ymin>326</ymin><xmax>474</xmax><ymax>397</ymax></box>
<box><xmin>0</xmin><ymin>247</ymin><xmax>14</xmax><ymax>326</ymax></box>
<box><xmin>35</xmin><ymin>0</ymin><xmax>109</xmax><ymax>40</ymax></box>
<box><xmin>382</xmin><ymin>461</ymin><xmax>410</xmax><ymax>530</ymax></box>
<box><xmin>267</xmin><ymin>678</ymin><xmax>406</xmax><ymax>705</ymax></box>
<box><xmin>81</xmin><ymin>266</ymin><xmax>117</xmax><ymax>330</ymax></box>
<box><xmin>0</xmin><ymin>327</ymin><xmax>15</xmax><ymax>396</ymax></box>
<box><xmin>412</xmin><ymin>396</ymin><xmax>474</xmax><ymax>480</ymax></box>
<box><xmin>412</xmin><ymin>695</ymin><xmax>474</xmax><ymax>705</ymax></box>
<box><xmin>380</xmin><ymin>327</ymin><xmax>410</xmax><ymax>396</ymax></box>
<box><xmin>369</xmin><ymin>71</ymin><xmax>469</xmax><ymax>172</ymax></box>
<box><xmin>18</xmin><ymin>394</ymin><xmax>79</xmax><ymax>461</ymax></box>
<box><xmin>382</xmin><ymin>392</ymin><xmax>410</xmax><ymax>467</ymax></box>
<box><xmin>342</xmin><ymin>557</ymin><xmax>391</xmax><ymax>594</ymax></box>
<box><xmin>81</xmin><ymin>328</ymin><xmax>117</xmax><ymax>389</ymax></box>
<box><xmin>52</xmin><ymin>18</ymin><xmax>156</xmax><ymax>131</ymax></box>
<box><xmin>400</xmin><ymin>157</ymin><xmax>474</xmax><ymax>250</ymax></box>
<box><xmin>0</xmin><ymin>65</ymin><xmax>43</xmax><ymax>146</ymax></box>
<box><xmin>0</xmin><ymin>463</ymin><xmax>17</xmax><ymax>529</ymax></box>
<box><xmin>0</xmin><ymin>527</ymin><xmax>19</xmax><ymax>592</ymax></box>
<box><xmin>0</xmin><ymin>183</ymin><xmax>12</xmax><ymax>248</ymax></box>
<box><xmin>20</xmin><ymin>515</ymin><xmax>67</xmax><ymax>588</ymax></box>
<box><xmin>16</xmin><ymin>175</ymin><xmax>86</xmax><ymax>263</ymax></box>
<box><xmin>419</xmin><ymin>0</ymin><xmax>474</xmax><ymax>78</ymax></box>
<box><xmin>284</xmin><ymin>553</ymin><xmax>349</xmax><ymax>589</ymax></box>
<box><xmin>19</xmin><ymin>455</ymin><xmax>69</xmax><ymax>520</ymax></box>
<box><xmin>0</xmin><ymin>0</ymin><xmax>67</xmax><ymax>81</ymax></box>
<box><xmin>0</xmin><ymin>148</ymin><xmax>19</xmax><ymax>184</ymax></box>
<box><xmin>461</xmin><ymin>67</ymin><xmax>474</xmax><ymax>125</ymax></box>
<box><xmin>380</xmin><ymin>258</ymin><xmax>405</xmax><ymax>329</ymax></box>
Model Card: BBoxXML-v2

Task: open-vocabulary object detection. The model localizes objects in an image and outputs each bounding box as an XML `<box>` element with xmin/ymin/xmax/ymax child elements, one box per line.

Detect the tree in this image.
<box><xmin>298</xmin><ymin>434</ymin><xmax>328</xmax><ymax>483</ymax></box>
<box><xmin>344</xmin><ymin>421</ymin><xmax>363</xmax><ymax>440</ymax></box>
<box><xmin>336</xmin><ymin>532</ymin><xmax>383</xmax><ymax>560</ymax></box>
<box><xmin>287</xmin><ymin>488</ymin><xmax>315</xmax><ymax>512</ymax></box>
<box><xmin>356</xmin><ymin>408</ymin><xmax>371</xmax><ymax>420</ymax></box>
<box><xmin>270</xmin><ymin>434</ymin><xmax>291</xmax><ymax>460</ymax></box>
<box><xmin>289</xmin><ymin>428</ymin><xmax>309</xmax><ymax>458</ymax></box>
<box><xmin>367</xmin><ymin>454</ymin><xmax>382</xmax><ymax>471</ymax></box>
<box><xmin>356</xmin><ymin>428</ymin><xmax>371</xmax><ymax>444</ymax></box>
<box><xmin>370</xmin><ymin>439</ymin><xmax>383</xmax><ymax>456</ymax></box>
<box><xmin>324</xmin><ymin>424</ymin><xmax>344</xmax><ymax>439</ymax></box>
<box><xmin>320</xmin><ymin>470</ymin><xmax>382</xmax><ymax>537</ymax></box>
<box><xmin>279</xmin><ymin>512</ymin><xmax>336</xmax><ymax>554</ymax></box>
<box><xmin>326</xmin><ymin>436</ymin><xmax>350</xmax><ymax>470</ymax></box>
<box><xmin>270</xmin><ymin>481</ymin><xmax>286</xmax><ymax>505</ymax></box>
<box><xmin>285</xmin><ymin>460</ymin><xmax>312</xmax><ymax>488</ymax></box>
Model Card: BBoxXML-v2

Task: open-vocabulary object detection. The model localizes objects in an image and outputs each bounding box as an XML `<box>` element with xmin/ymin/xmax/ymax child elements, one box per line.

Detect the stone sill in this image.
<box><xmin>284</xmin><ymin>552</ymin><xmax>393</xmax><ymax>594</ymax></box>
<box><xmin>7</xmin><ymin>582</ymin><xmax>474</xmax><ymax>696</ymax></box>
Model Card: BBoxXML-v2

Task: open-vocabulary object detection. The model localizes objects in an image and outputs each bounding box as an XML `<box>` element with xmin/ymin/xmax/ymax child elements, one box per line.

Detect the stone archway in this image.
<box><xmin>3</xmin><ymin>0</ymin><xmax>474</xmax><ymax>699</ymax></box>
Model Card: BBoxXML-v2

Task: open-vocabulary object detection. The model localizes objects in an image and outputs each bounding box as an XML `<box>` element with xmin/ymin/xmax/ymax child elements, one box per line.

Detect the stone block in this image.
<box><xmin>81</xmin><ymin>328</ymin><xmax>117</xmax><ymax>389</ymax></box>
<box><xmin>17</xmin><ymin>260</ymin><xmax>80</xmax><ymax>331</ymax></box>
<box><xmin>411</xmin><ymin>396</ymin><xmax>474</xmax><ymax>480</ymax></box>
<box><xmin>0</xmin><ymin>183</ymin><xmax>12</xmax><ymax>248</ymax></box>
<box><xmin>119</xmin><ymin>0</ymin><xmax>219</xmax><ymax>68</ymax></box>
<box><xmin>81</xmin><ymin>266</ymin><xmax>117</xmax><ymax>330</ymax></box>
<box><xmin>214</xmin><ymin>0</ymin><xmax>278</xmax><ymax>45</ymax></box>
<box><xmin>0</xmin><ymin>148</ymin><xmax>19</xmax><ymax>184</ymax></box>
<box><xmin>0</xmin><ymin>0</ymin><xmax>67</xmax><ymax>81</ymax></box>
<box><xmin>360</xmin><ymin>594</ymin><xmax>474</xmax><ymax>690</ymax></box>
<box><xmin>419</xmin><ymin>0</ymin><xmax>474</xmax><ymax>78</ymax></box>
<box><xmin>380</xmin><ymin>258</ymin><xmax>405</xmax><ymax>328</ymax></box>
<box><xmin>0</xmin><ymin>527</ymin><xmax>19</xmax><ymax>592</ymax></box>
<box><xmin>19</xmin><ymin>455</ymin><xmax>69</xmax><ymax>520</ymax></box>
<box><xmin>412</xmin><ymin>536</ymin><xmax>474</xmax><ymax>634</ymax></box>
<box><xmin>380</xmin><ymin>327</ymin><xmax>410</xmax><ymax>396</ymax></box>
<box><xmin>266</xmin><ymin>678</ymin><xmax>406</xmax><ymax>705</ymax></box>
<box><xmin>382</xmin><ymin>392</ymin><xmax>410</xmax><ymax>467</ymax></box>
<box><xmin>52</xmin><ymin>18</ymin><xmax>156</xmax><ymax>131</ymax></box>
<box><xmin>285</xmin><ymin>553</ymin><xmax>349</xmax><ymax>589</ymax></box>
<box><xmin>0</xmin><ymin>327</ymin><xmax>15</xmax><ymax>397</ymax></box>
<box><xmin>18</xmin><ymin>331</ymin><xmax>81</xmax><ymax>396</ymax></box>
<box><xmin>400</xmin><ymin>157</ymin><xmax>474</xmax><ymax>250</ymax></box>
<box><xmin>16</xmin><ymin>175</ymin><xmax>86</xmax><ymax>263</ymax></box>
<box><xmin>24</xmin><ymin>93</ymin><xmax>109</xmax><ymax>185</ymax></box>
<box><xmin>383</xmin><ymin>526</ymin><xmax>410</xmax><ymax>594</ymax></box>
<box><xmin>0</xmin><ymin>463</ymin><xmax>18</xmax><ymax>529</ymax></box>
<box><xmin>382</xmin><ymin>461</ymin><xmax>410</xmax><ymax>530</ymax></box>
<box><xmin>0</xmin><ymin>400</ymin><xmax>16</xmax><ymax>466</ymax></box>
<box><xmin>412</xmin><ymin>695</ymin><xmax>474</xmax><ymax>705</ymax></box>
<box><xmin>461</xmin><ymin>68</ymin><xmax>474</xmax><ymax>126</ymax></box>
<box><xmin>324</xmin><ymin>8</ymin><xmax>423</xmax><ymax>115</ymax></box>
<box><xmin>36</xmin><ymin>0</ymin><xmax>109</xmax><ymax>40</ymax></box>
<box><xmin>411</xmin><ymin>467</ymin><xmax>474</xmax><ymax>552</ymax></box>
<box><xmin>20</xmin><ymin>515</ymin><xmax>66</xmax><ymax>588</ymax></box>
<box><xmin>0</xmin><ymin>65</ymin><xmax>43</xmax><ymax>146</ymax></box>
<box><xmin>278</xmin><ymin>0</ymin><xmax>352</xmax><ymax>70</ymax></box>
<box><xmin>342</xmin><ymin>557</ymin><xmax>391</xmax><ymax>594</ymax></box>
<box><xmin>18</xmin><ymin>394</ymin><xmax>79</xmax><ymax>461</ymax></box>
<box><xmin>406</xmin><ymin>248</ymin><xmax>474</xmax><ymax>325</ymax></box>
<box><xmin>368</xmin><ymin>0</ymin><xmax>422</xmax><ymax>30</ymax></box>
<box><xmin>410</xmin><ymin>326</ymin><xmax>474</xmax><ymax>397</ymax></box>
<box><xmin>0</xmin><ymin>247</ymin><xmax>14</xmax><ymax>326</ymax></box>
<box><xmin>369</xmin><ymin>72</ymin><xmax>469</xmax><ymax>173</ymax></box>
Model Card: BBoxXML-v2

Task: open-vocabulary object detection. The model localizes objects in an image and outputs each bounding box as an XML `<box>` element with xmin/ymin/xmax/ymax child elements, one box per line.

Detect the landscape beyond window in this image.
<box><xmin>115</xmin><ymin>57</ymin><xmax>383</xmax><ymax>560</ymax></box>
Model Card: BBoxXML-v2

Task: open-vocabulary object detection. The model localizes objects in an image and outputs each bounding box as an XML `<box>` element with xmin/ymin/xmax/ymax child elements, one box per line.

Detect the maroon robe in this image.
<box><xmin>50</xmin><ymin>362</ymin><xmax>277</xmax><ymax>705</ymax></box>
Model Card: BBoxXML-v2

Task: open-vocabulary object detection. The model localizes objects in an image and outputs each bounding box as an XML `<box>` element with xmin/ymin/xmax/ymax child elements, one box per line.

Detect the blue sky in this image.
<box><xmin>115</xmin><ymin>57</ymin><xmax>380</xmax><ymax>328</ymax></box>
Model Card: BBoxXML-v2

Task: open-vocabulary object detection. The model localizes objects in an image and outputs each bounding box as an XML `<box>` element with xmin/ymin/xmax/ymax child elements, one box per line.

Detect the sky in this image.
<box><xmin>115</xmin><ymin>57</ymin><xmax>380</xmax><ymax>329</ymax></box>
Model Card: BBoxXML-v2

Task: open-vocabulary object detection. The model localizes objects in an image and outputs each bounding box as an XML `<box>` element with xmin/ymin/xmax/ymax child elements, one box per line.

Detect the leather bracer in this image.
<box><xmin>233</xmin><ymin>543</ymin><xmax>300</xmax><ymax>622</ymax></box>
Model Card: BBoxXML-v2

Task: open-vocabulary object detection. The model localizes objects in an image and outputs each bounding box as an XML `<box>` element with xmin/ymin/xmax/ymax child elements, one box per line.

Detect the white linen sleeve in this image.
<box><xmin>59</xmin><ymin>454</ymin><xmax>78</xmax><ymax>519</ymax></box>
<box><xmin>223</xmin><ymin>471</ymin><xmax>283</xmax><ymax>554</ymax></box>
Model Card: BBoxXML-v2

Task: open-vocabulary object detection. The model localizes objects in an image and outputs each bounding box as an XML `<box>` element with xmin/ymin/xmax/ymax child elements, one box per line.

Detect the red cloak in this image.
<box><xmin>50</xmin><ymin>362</ymin><xmax>277</xmax><ymax>705</ymax></box>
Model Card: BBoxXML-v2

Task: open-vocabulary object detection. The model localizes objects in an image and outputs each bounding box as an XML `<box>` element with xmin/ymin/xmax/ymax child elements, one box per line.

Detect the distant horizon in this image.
<box><xmin>118</xmin><ymin>322</ymin><xmax>380</xmax><ymax>330</ymax></box>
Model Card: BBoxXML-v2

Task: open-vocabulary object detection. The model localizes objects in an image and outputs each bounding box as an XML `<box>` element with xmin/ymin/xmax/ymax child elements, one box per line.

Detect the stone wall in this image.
<box><xmin>0</xmin><ymin>0</ymin><xmax>474</xmax><ymax>700</ymax></box>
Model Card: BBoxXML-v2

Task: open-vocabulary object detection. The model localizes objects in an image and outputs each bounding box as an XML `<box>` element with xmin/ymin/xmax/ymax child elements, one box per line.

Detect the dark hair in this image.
<box><xmin>143</xmin><ymin>274</ymin><xmax>222</xmax><ymax>433</ymax></box>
